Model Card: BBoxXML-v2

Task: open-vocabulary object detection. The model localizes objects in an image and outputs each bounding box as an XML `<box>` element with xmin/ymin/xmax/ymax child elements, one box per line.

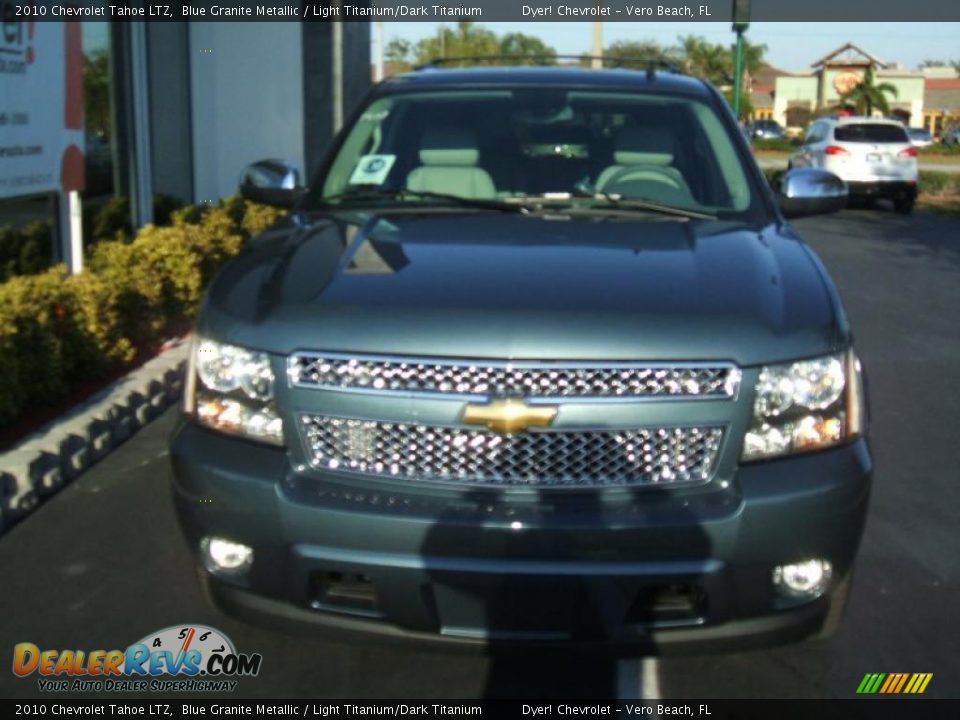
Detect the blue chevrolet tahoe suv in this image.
<box><xmin>169</xmin><ymin>65</ymin><xmax>871</xmax><ymax>651</ymax></box>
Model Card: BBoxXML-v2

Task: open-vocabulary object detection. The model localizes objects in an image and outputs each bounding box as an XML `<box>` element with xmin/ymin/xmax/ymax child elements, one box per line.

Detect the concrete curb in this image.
<box><xmin>0</xmin><ymin>339</ymin><xmax>191</xmax><ymax>534</ymax></box>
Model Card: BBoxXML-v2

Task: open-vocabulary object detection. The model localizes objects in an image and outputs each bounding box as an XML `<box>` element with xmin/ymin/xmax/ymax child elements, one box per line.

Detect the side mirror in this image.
<box><xmin>238</xmin><ymin>159</ymin><xmax>304</xmax><ymax>208</ymax></box>
<box><xmin>777</xmin><ymin>168</ymin><xmax>848</xmax><ymax>219</ymax></box>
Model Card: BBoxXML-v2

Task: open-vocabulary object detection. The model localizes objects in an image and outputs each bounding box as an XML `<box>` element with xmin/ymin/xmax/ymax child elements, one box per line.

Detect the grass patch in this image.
<box><xmin>917</xmin><ymin>194</ymin><xmax>960</xmax><ymax>217</ymax></box>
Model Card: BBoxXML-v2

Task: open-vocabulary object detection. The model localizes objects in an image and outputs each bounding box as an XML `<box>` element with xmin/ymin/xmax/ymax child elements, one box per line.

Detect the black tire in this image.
<box><xmin>813</xmin><ymin>572</ymin><xmax>853</xmax><ymax>640</ymax></box>
<box><xmin>894</xmin><ymin>197</ymin><xmax>915</xmax><ymax>215</ymax></box>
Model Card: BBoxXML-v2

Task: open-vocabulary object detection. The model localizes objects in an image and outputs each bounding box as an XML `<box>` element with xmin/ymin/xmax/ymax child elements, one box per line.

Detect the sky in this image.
<box><xmin>379</xmin><ymin>22</ymin><xmax>960</xmax><ymax>72</ymax></box>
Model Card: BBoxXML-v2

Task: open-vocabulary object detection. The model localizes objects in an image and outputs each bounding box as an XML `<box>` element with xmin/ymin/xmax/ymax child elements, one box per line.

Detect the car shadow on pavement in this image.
<box><xmin>420</xmin><ymin>486</ymin><xmax>712</xmax><ymax>699</ymax></box>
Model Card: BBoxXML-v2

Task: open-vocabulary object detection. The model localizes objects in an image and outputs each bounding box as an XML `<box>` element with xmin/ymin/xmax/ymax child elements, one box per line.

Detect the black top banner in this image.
<box><xmin>8</xmin><ymin>0</ymin><xmax>960</xmax><ymax>22</ymax></box>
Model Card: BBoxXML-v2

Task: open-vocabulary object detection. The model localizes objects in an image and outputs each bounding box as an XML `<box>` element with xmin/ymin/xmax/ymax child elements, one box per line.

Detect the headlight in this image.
<box><xmin>742</xmin><ymin>350</ymin><xmax>865</xmax><ymax>461</ymax></box>
<box><xmin>185</xmin><ymin>337</ymin><xmax>284</xmax><ymax>446</ymax></box>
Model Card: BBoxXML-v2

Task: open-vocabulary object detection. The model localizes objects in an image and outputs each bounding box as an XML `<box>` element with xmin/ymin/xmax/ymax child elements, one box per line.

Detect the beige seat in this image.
<box><xmin>405</xmin><ymin>127</ymin><xmax>496</xmax><ymax>199</ymax></box>
<box><xmin>595</xmin><ymin>127</ymin><xmax>691</xmax><ymax>200</ymax></box>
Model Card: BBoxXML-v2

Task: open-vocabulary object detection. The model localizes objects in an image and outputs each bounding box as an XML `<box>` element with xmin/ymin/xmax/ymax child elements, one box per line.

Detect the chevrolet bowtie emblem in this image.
<box><xmin>462</xmin><ymin>398</ymin><xmax>558</xmax><ymax>434</ymax></box>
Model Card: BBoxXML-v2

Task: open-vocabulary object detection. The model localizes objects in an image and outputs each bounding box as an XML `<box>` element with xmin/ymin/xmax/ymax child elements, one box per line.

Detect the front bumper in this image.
<box><xmin>169</xmin><ymin>419</ymin><xmax>872</xmax><ymax>653</ymax></box>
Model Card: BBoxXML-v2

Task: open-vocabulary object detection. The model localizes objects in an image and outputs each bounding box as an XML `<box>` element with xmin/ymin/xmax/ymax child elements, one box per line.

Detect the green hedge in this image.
<box><xmin>918</xmin><ymin>170</ymin><xmax>960</xmax><ymax>196</ymax></box>
<box><xmin>0</xmin><ymin>194</ymin><xmax>185</xmax><ymax>282</ymax></box>
<box><xmin>919</xmin><ymin>143</ymin><xmax>960</xmax><ymax>157</ymax></box>
<box><xmin>0</xmin><ymin>197</ymin><xmax>284</xmax><ymax>427</ymax></box>
<box><xmin>752</xmin><ymin>138</ymin><xmax>796</xmax><ymax>153</ymax></box>
<box><xmin>0</xmin><ymin>221</ymin><xmax>55</xmax><ymax>282</ymax></box>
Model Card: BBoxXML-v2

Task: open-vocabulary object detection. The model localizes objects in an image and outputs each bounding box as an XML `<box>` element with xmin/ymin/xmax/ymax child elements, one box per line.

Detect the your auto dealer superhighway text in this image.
<box><xmin>523</xmin><ymin>5</ymin><xmax>712</xmax><ymax>17</ymax></box>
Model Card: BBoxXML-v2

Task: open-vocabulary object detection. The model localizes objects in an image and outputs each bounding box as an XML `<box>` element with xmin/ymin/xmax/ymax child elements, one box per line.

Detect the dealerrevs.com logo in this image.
<box><xmin>12</xmin><ymin>625</ymin><xmax>262</xmax><ymax>693</ymax></box>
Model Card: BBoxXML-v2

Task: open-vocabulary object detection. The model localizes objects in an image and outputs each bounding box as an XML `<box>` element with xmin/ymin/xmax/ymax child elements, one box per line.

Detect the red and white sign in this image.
<box><xmin>0</xmin><ymin>20</ymin><xmax>85</xmax><ymax>199</ymax></box>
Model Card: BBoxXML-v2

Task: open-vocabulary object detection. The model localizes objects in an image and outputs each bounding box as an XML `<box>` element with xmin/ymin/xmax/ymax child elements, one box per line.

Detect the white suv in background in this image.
<box><xmin>789</xmin><ymin>116</ymin><xmax>918</xmax><ymax>214</ymax></box>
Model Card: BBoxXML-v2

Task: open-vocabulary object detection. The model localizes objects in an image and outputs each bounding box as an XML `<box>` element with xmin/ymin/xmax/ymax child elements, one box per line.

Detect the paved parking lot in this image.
<box><xmin>1</xmin><ymin>206</ymin><xmax>958</xmax><ymax>700</ymax></box>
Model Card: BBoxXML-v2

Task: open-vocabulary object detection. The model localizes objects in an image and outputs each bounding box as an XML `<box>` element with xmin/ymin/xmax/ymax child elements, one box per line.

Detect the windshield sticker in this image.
<box><xmin>349</xmin><ymin>155</ymin><xmax>396</xmax><ymax>185</ymax></box>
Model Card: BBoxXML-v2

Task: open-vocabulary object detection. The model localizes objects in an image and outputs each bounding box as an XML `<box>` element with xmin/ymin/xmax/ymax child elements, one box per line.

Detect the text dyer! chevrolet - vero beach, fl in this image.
<box><xmin>169</xmin><ymin>64</ymin><xmax>871</xmax><ymax>651</ymax></box>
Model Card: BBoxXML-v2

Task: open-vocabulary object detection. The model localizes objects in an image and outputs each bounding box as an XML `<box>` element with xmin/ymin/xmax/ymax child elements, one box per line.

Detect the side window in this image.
<box><xmin>804</xmin><ymin>123</ymin><xmax>823</xmax><ymax>145</ymax></box>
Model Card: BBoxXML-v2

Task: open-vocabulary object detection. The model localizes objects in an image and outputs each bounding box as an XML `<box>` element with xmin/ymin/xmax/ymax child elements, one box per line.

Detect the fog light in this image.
<box><xmin>773</xmin><ymin>559</ymin><xmax>832</xmax><ymax>597</ymax></box>
<box><xmin>201</xmin><ymin>536</ymin><xmax>253</xmax><ymax>575</ymax></box>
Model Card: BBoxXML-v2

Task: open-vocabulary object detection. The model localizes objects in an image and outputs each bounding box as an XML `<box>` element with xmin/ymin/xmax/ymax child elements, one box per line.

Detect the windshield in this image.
<box><xmin>307</xmin><ymin>87</ymin><xmax>758</xmax><ymax>216</ymax></box>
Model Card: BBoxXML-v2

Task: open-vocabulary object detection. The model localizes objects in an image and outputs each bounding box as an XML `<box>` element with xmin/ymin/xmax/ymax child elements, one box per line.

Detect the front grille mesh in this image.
<box><xmin>300</xmin><ymin>415</ymin><xmax>724</xmax><ymax>487</ymax></box>
<box><xmin>289</xmin><ymin>354</ymin><xmax>739</xmax><ymax>399</ymax></box>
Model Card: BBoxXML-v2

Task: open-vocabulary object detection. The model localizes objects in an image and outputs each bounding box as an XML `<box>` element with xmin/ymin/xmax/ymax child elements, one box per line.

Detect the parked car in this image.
<box><xmin>170</xmin><ymin>65</ymin><xmax>870</xmax><ymax>651</ymax></box>
<box><xmin>906</xmin><ymin>127</ymin><xmax>934</xmax><ymax>148</ymax></box>
<box><xmin>789</xmin><ymin>116</ymin><xmax>918</xmax><ymax>213</ymax></box>
<box><xmin>746</xmin><ymin>119</ymin><xmax>786</xmax><ymax>140</ymax></box>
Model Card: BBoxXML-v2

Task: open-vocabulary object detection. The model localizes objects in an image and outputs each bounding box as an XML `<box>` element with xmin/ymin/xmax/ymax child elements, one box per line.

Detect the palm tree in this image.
<box><xmin>839</xmin><ymin>66</ymin><xmax>899</xmax><ymax>116</ymax></box>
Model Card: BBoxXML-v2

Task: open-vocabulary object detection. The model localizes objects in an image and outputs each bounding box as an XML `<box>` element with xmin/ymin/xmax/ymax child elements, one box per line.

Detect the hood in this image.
<box><xmin>199</xmin><ymin>211</ymin><xmax>845</xmax><ymax>366</ymax></box>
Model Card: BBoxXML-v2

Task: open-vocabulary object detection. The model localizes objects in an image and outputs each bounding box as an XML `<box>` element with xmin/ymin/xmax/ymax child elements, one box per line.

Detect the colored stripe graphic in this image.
<box><xmin>857</xmin><ymin>673</ymin><xmax>932</xmax><ymax>694</ymax></box>
<box><xmin>893</xmin><ymin>673</ymin><xmax>910</xmax><ymax>693</ymax></box>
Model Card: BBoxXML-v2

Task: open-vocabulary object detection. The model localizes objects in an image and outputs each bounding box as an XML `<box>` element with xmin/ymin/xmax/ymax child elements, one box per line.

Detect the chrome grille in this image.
<box><xmin>289</xmin><ymin>353</ymin><xmax>739</xmax><ymax>399</ymax></box>
<box><xmin>300</xmin><ymin>415</ymin><xmax>724</xmax><ymax>487</ymax></box>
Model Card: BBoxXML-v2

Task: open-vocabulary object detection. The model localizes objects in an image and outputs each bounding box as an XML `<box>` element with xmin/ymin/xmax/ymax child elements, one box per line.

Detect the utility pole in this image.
<box><xmin>732</xmin><ymin>0</ymin><xmax>751</xmax><ymax>120</ymax></box>
<box><xmin>591</xmin><ymin>20</ymin><xmax>603</xmax><ymax>69</ymax></box>
<box><xmin>332</xmin><ymin>18</ymin><xmax>343</xmax><ymax>131</ymax></box>
<box><xmin>374</xmin><ymin>21</ymin><xmax>384</xmax><ymax>82</ymax></box>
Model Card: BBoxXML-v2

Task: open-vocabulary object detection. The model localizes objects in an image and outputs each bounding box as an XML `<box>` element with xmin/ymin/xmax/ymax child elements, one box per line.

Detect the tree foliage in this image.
<box><xmin>595</xmin><ymin>40</ymin><xmax>679</xmax><ymax>69</ymax></box>
<box><xmin>379</xmin><ymin>25</ymin><xmax>768</xmax><ymax>120</ymax></box>
<box><xmin>839</xmin><ymin>66</ymin><xmax>899</xmax><ymax>116</ymax></box>
<box><xmin>383</xmin><ymin>23</ymin><xmax>557</xmax><ymax>71</ymax></box>
<box><xmin>919</xmin><ymin>59</ymin><xmax>960</xmax><ymax>73</ymax></box>
<box><xmin>499</xmin><ymin>32</ymin><xmax>557</xmax><ymax>64</ymax></box>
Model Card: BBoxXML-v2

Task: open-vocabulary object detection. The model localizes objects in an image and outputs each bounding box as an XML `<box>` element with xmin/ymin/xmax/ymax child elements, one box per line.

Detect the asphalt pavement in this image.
<box><xmin>1</xmin><ymin>205</ymin><xmax>958</xmax><ymax>700</ymax></box>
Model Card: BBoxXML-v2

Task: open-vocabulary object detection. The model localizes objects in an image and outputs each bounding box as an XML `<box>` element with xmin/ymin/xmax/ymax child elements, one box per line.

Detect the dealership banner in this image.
<box><xmin>0</xmin><ymin>20</ymin><xmax>85</xmax><ymax>199</ymax></box>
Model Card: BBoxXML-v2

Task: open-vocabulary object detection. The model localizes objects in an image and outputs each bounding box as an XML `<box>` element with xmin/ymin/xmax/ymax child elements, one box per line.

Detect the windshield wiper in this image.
<box><xmin>317</xmin><ymin>187</ymin><xmax>528</xmax><ymax>214</ymax></box>
<box><xmin>570</xmin><ymin>190</ymin><xmax>718</xmax><ymax>220</ymax></box>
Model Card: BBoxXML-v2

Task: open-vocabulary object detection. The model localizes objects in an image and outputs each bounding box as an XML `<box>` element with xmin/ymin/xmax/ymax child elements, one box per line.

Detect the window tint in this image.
<box><xmin>834</xmin><ymin>124</ymin><xmax>909</xmax><ymax>143</ymax></box>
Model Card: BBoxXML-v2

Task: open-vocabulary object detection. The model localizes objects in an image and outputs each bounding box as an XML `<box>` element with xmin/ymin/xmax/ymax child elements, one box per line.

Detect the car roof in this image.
<box><xmin>379</xmin><ymin>66</ymin><xmax>711</xmax><ymax>96</ymax></box>
<box><xmin>824</xmin><ymin>115</ymin><xmax>906</xmax><ymax>127</ymax></box>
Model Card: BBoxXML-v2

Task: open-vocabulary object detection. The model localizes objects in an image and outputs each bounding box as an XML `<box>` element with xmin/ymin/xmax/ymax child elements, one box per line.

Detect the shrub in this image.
<box><xmin>0</xmin><ymin>221</ymin><xmax>54</xmax><ymax>282</ymax></box>
<box><xmin>918</xmin><ymin>171</ymin><xmax>960</xmax><ymax>196</ymax></box>
<box><xmin>0</xmin><ymin>198</ymin><xmax>284</xmax><ymax>427</ymax></box>
<box><xmin>752</xmin><ymin>138</ymin><xmax>796</xmax><ymax>153</ymax></box>
<box><xmin>919</xmin><ymin>143</ymin><xmax>960</xmax><ymax>157</ymax></box>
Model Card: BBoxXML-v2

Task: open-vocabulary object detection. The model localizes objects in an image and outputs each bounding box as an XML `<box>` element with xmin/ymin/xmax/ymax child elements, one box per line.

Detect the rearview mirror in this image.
<box><xmin>777</xmin><ymin>168</ymin><xmax>848</xmax><ymax>219</ymax></box>
<box><xmin>238</xmin><ymin>159</ymin><xmax>304</xmax><ymax>208</ymax></box>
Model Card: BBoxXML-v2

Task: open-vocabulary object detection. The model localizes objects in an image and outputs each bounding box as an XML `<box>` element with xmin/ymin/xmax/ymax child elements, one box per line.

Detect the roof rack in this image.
<box><xmin>413</xmin><ymin>55</ymin><xmax>683</xmax><ymax>76</ymax></box>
